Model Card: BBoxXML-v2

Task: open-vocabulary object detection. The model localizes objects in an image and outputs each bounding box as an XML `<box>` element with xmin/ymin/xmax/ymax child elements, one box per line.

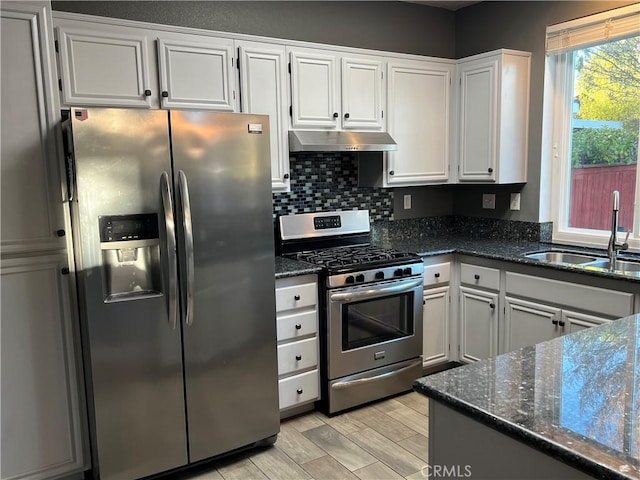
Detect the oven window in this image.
<box><xmin>342</xmin><ymin>292</ymin><xmax>413</xmax><ymax>351</ymax></box>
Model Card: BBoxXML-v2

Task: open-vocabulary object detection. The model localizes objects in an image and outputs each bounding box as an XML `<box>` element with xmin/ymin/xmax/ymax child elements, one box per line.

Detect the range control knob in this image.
<box><xmin>345</xmin><ymin>275</ymin><xmax>355</xmax><ymax>285</ymax></box>
<box><xmin>355</xmin><ymin>274</ymin><xmax>365</xmax><ymax>283</ymax></box>
<box><xmin>403</xmin><ymin>267</ymin><xmax>412</xmax><ymax>275</ymax></box>
<box><xmin>375</xmin><ymin>271</ymin><xmax>385</xmax><ymax>280</ymax></box>
<box><xmin>394</xmin><ymin>268</ymin><xmax>404</xmax><ymax>277</ymax></box>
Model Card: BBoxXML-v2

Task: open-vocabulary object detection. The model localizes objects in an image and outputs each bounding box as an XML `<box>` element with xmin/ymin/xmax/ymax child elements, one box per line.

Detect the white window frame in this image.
<box><xmin>546</xmin><ymin>4</ymin><xmax>640</xmax><ymax>251</ymax></box>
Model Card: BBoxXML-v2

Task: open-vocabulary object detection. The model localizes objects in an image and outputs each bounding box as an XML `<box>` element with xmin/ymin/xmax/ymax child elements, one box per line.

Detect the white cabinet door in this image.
<box><xmin>238</xmin><ymin>41</ymin><xmax>290</xmax><ymax>191</ymax></box>
<box><xmin>157</xmin><ymin>35</ymin><xmax>236</xmax><ymax>111</ymax></box>
<box><xmin>1</xmin><ymin>254</ymin><xmax>87</xmax><ymax>480</ymax></box>
<box><xmin>56</xmin><ymin>23</ymin><xmax>154</xmax><ymax>107</ymax></box>
<box><xmin>386</xmin><ymin>59</ymin><xmax>452</xmax><ymax>185</ymax></box>
<box><xmin>459</xmin><ymin>286</ymin><xmax>498</xmax><ymax>362</ymax></box>
<box><xmin>341</xmin><ymin>56</ymin><xmax>384</xmax><ymax>130</ymax></box>
<box><xmin>504</xmin><ymin>297</ymin><xmax>561</xmax><ymax>352</ymax></box>
<box><xmin>423</xmin><ymin>286</ymin><xmax>450</xmax><ymax>367</ymax></box>
<box><xmin>457</xmin><ymin>58</ymin><xmax>497</xmax><ymax>181</ymax></box>
<box><xmin>562</xmin><ymin>310</ymin><xmax>611</xmax><ymax>334</ymax></box>
<box><xmin>289</xmin><ymin>48</ymin><xmax>339</xmax><ymax>129</ymax></box>
<box><xmin>1</xmin><ymin>1</ymin><xmax>67</xmax><ymax>256</ymax></box>
<box><xmin>456</xmin><ymin>50</ymin><xmax>530</xmax><ymax>183</ymax></box>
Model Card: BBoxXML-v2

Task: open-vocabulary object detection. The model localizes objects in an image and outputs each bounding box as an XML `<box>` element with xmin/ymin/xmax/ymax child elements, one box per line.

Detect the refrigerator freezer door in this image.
<box><xmin>170</xmin><ymin>111</ymin><xmax>279</xmax><ymax>462</ymax></box>
<box><xmin>70</xmin><ymin>108</ymin><xmax>188</xmax><ymax>480</ymax></box>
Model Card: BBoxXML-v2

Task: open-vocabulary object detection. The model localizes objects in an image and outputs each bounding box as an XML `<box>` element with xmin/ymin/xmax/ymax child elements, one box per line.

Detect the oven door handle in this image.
<box><xmin>330</xmin><ymin>278</ymin><xmax>423</xmax><ymax>303</ymax></box>
<box><xmin>331</xmin><ymin>359</ymin><xmax>423</xmax><ymax>390</ymax></box>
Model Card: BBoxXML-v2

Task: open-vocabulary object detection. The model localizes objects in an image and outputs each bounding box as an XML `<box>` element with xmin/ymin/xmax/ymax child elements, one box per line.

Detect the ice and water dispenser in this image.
<box><xmin>99</xmin><ymin>213</ymin><xmax>162</xmax><ymax>302</ymax></box>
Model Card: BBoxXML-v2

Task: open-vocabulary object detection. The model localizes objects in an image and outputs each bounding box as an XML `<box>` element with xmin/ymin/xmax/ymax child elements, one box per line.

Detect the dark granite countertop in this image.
<box><xmin>275</xmin><ymin>256</ymin><xmax>322</xmax><ymax>279</ymax></box>
<box><xmin>371</xmin><ymin>235</ymin><xmax>640</xmax><ymax>284</ymax></box>
<box><xmin>414</xmin><ymin>314</ymin><xmax>640</xmax><ymax>480</ymax></box>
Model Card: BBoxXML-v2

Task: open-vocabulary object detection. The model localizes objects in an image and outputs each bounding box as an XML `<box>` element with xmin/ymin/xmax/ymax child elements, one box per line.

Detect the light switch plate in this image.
<box><xmin>482</xmin><ymin>193</ymin><xmax>496</xmax><ymax>209</ymax></box>
<box><xmin>510</xmin><ymin>193</ymin><xmax>521</xmax><ymax>210</ymax></box>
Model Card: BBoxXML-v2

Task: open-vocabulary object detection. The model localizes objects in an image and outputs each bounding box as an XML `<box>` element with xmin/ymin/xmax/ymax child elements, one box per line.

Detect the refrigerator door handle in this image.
<box><xmin>160</xmin><ymin>172</ymin><xmax>179</xmax><ymax>330</ymax></box>
<box><xmin>178</xmin><ymin>170</ymin><xmax>195</xmax><ymax>327</ymax></box>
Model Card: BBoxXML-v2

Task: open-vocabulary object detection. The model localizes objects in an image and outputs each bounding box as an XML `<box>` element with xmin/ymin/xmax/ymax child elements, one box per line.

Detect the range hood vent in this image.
<box><xmin>289</xmin><ymin>130</ymin><xmax>397</xmax><ymax>152</ymax></box>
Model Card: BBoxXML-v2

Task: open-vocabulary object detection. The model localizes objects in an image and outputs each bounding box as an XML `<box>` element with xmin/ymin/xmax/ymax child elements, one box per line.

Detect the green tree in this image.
<box><xmin>574</xmin><ymin>36</ymin><xmax>640</xmax><ymax>123</ymax></box>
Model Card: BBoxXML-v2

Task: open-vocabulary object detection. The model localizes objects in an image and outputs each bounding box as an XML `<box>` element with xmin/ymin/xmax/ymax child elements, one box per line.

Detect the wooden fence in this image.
<box><xmin>569</xmin><ymin>163</ymin><xmax>636</xmax><ymax>231</ymax></box>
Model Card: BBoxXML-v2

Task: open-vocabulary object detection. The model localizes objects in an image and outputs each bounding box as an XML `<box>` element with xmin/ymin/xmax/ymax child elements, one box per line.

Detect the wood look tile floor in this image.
<box><xmin>186</xmin><ymin>392</ymin><xmax>429</xmax><ymax>480</ymax></box>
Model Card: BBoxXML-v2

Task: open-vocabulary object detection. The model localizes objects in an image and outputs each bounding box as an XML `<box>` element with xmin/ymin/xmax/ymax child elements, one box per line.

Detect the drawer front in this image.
<box><xmin>423</xmin><ymin>262</ymin><xmax>451</xmax><ymax>287</ymax></box>
<box><xmin>279</xmin><ymin>369</ymin><xmax>319</xmax><ymax>410</ymax></box>
<box><xmin>505</xmin><ymin>272</ymin><xmax>634</xmax><ymax>318</ymax></box>
<box><xmin>277</xmin><ymin>337</ymin><xmax>317</xmax><ymax>375</ymax></box>
<box><xmin>460</xmin><ymin>263</ymin><xmax>500</xmax><ymax>290</ymax></box>
<box><xmin>275</xmin><ymin>282</ymin><xmax>317</xmax><ymax>312</ymax></box>
<box><xmin>277</xmin><ymin>310</ymin><xmax>317</xmax><ymax>342</ymax></box>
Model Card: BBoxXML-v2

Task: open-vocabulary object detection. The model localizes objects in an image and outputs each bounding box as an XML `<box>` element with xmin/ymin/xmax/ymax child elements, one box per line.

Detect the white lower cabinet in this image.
<box><xmin>275</xmin><ymin>274</ymin><xmax>320</xmax><ymax>415</ymax></box>
<box><xmin>1</xmin><ymin>254</ymin><xmax>87</xmax><ymax>480</ymax></box>
<box><xmin>458</xmin><ymin>262</ymin><xmax>500</xmax><ymax>363</ymax></box>
<box><xmin>422</xmin><ymin>259</ymin><xmax>451</xmax><ymax>368</ymax></box>
<box><xmin>459</xmin><ymin>286</ymin><xmax>499</xmax><ymax>362</ymax></box>
<box><xmin>503</xmin><ymin>271</ymin><xmax>629</xmax><ymax>353</ymax></box>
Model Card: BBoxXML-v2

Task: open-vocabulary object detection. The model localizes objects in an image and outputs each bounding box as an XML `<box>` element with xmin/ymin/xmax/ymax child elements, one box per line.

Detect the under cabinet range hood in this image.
<box><xmin>289</xmin><ymin>130</ymin><xmax>397</xmax><ymax>152</ymax></box>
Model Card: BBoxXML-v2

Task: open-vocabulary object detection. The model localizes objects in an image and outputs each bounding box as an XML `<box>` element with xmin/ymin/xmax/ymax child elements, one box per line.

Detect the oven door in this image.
<box><xmin>327</xmin><ymin>276</ymin><xmax>423</xmax><ymax>380</ymax></box>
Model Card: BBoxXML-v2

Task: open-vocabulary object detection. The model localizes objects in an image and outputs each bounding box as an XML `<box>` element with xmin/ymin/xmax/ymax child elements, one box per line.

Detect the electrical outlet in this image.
<box><xmin>482</xmin><ymin>193</ymin><xmax>496</xmax><ymax>209</ymax></box>
<box><xmin>510</xmin><ymin>193</ymin><xmax>521</xmax><ymax>211</ymax></box>
<box><xmin>403</xmin><ymin>194</ymin><xmax>412</xmax><ymax>209</ymax></box>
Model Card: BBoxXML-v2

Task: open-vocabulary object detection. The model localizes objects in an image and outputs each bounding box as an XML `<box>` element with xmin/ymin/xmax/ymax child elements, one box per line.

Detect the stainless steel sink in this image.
<box><xmin>587</xmin><ymin>259</ymin><xmax>640</xmax><ymax>273</ymax></box>
<box><xmin>524</xmin><ymin>251</ymin><xmax>598</xmax><ymax>265</ymax></box>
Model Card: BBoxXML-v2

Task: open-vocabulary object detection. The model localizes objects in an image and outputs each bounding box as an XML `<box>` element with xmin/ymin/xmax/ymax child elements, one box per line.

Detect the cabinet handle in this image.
<box><xmin>423</xmin><ymin>300</ymin><xmax>426</xmax><ymax>305</ymax></box>
<box><xmin>558</xmin><ymin>321</ymin><xmax>566</xmax><ymax>327</ymax></box>
<box><xmin>333</xmin><ymin>112</ymin><xmax>339</xmax><ymax>118</ymax></box>
<box><xmin>162</xmin><ymin>91</ymin><xmax>169</xmax><ymax>98</ymax></box>
<box><xmin>56</xmin><ymin>229</ymin><xmax>66</xmax><ymax>237</ymax></box>
<box><xmin>295</xmin><ymin>355</ymin><xmax>302</xmax><ymax>361</ymax></box>
<box><xmin>434</xmin><ymin>273</ymin><xmax>440</xmax><ymax>278</ymax></box>
<box><xmin>488</xmin><ymin>167</ymin><xmax>494</xmax><ymax>173</ymax></box>
<box><xmin>294</xmin><ymin>294</ymin><xmax>301</xmax><ymax>301</ymax></box>
<box><xmin>344</xmin><ymin>113</ymin><xmax>350</xmax><ymax>119</ymax></box>
<box><xmin>283</xmin><ymin>173</ymin><xmax>290</xmax><ymax>179</ymax></box>
<box><xmin>296</xmin><ymin>388</ymin><xmax>303</xmax><ymax>394</ymax></box>
<box><xmin>295</xmin><ymin>323</ymin><xmax>302</xmax><ymax>330</ymax></box>
<box><xmin>489</xmin><ymin>303</ymin><xmax>495</xmax><ymax>309</ymax></box>
<box><xmin>474</xmin><ymin>274</ymin><xmax>480</xmax><ymax>280</ymax></box>
<box><xmin>389</xmin><ymin>170</ymin><xmax>395</xmax><ymax>175</ymax></box>
<box><xmin>61</xmin><ymin>267</ymin><xmax>70</xmax><ymax>275</ymax></box>
<box><xmin>144</xmin><ymin>89</ymin><xmax>152</xmax><ymax>97</ymax></box>
<box><xmin>552</xmin><ymin>319</ymin><xmax>559</xmax><ymax>326</ymax></box>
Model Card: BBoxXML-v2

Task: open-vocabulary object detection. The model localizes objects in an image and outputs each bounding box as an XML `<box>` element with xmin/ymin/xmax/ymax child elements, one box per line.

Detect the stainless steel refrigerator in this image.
<box><xmin>66</xmin><ymin>108</ymin><xmax>279</xmax><ymax>480</ymax></box>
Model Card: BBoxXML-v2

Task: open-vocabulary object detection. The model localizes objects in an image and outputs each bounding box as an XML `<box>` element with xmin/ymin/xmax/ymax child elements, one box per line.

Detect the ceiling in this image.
<box><xmin>406</xmin><ymin>1</ymin><xmax>480</xmax><ymax>11</ymax></box>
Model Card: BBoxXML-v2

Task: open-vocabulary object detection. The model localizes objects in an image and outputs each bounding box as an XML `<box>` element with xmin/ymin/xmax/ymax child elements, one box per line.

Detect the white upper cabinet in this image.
<box><xmin>157</xmin><ymin>35</ymin><xmax>236</xmax><ymax>111</ymax></box>
<box><xmin>385</xmin><ymin>58</ymin><xmax>453</xmax><ymax>186</ymax></box>
<box><xmin>237</xmin><ymin>40</ymin><xmax>290</xmax><ymax>191</ymax></box>
<box><xmin>54</xmin><ymin>18</ymin><xmax>238</xmax><ymax>111</ymax></box>
<box><xmin>455</xmin><ymin>49</ymin><xmax>530</xmax><ymax>183</ymax></box>
<box><xmin>288</xmin><ymin>47</ymin><xmax>384</xmax><ymax>130</ymax></box>
<box><xmin>1</xmin><ymin>1</ymin><xmax>67</xmax><ymax>255</ymax></box>
<box><xmin>56</xmin><ymin>24</ymin><xmax>154</xmax><ymax>108</ymax></box>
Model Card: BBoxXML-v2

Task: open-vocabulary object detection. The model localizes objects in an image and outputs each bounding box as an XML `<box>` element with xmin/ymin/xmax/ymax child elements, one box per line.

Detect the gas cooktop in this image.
<box><xmin>289</xmin><ymin>244</ymin><xmax>420</xmax><ymax>270</ymax></box>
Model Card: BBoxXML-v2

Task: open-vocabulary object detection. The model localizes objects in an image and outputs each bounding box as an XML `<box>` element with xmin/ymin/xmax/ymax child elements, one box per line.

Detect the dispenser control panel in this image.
<box><xmin>99</xmin><ymin>213</ymin><xmax>159</xmax><ymax>242</ymax></box>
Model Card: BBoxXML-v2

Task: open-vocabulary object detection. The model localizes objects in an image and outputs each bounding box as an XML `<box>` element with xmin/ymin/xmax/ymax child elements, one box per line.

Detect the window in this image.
<box><xmin>547</xmin><ymin>5</ymin><xmax>640</xmax><ymax>249</ymax></box>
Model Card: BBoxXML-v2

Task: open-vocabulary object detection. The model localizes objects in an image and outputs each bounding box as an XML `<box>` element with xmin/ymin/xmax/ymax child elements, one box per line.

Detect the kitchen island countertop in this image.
<box><xmin>414</xmin><ymin>314</ymin><xmax>640</xmax><ymax>480</ymax></box>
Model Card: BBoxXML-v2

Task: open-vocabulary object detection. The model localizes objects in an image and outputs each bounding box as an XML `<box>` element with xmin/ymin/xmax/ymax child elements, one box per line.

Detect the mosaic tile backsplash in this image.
<box><xmin>272</xmin><ymin>153</ymin><xmax>393</xmax><ymax>221</ymax></box>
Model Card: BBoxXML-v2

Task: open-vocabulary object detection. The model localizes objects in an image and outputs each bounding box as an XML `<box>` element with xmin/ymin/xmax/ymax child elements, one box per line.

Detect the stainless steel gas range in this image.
<box><xmin>279</xmin><ymin>210</ymin><xmax>424</xmax><ymax>414</ymax></box>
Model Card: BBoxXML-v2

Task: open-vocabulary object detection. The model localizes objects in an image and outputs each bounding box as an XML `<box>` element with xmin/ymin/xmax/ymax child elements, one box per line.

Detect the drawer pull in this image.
<box><xmin>296</xmin><ymin>388</ymin><xmax>303</xmax><ymax>394</ymax></box>
<box><xmin>552</xmin><ymin>319</ymin><xmax>559</xmax><ymax>326</ymax></box>
<box><xmin>294</xmin><ymin>294</ymin><xmax>301</xmax><ymax>301</ymax></box>
<box><xmin>295</xmin><ymin>355</ymin><xmax>302</xmax><ymax>361</ymax></box>
<box><xmin>474</xmin><ymin>274</ymin><xmax>480</xmax><ymax>280</ymax></box>
<box><xmin>434</xmin><ymin>273</ymin><xmax>440</xmax><ymax>278</ymax></box>
<box><xmin>489</xmin><ymin>303</ymin><xmax>495</xmax><ymax>309</ymax></box>
<box><xmin>295</xmin><ymin>323</ymin><xmax>302</xmax><ymax>330</ymax></box>
<box><xmin>558</xmin><ymin>320</ymin><xmax>566</xmax><ymax>327</ymax></box>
